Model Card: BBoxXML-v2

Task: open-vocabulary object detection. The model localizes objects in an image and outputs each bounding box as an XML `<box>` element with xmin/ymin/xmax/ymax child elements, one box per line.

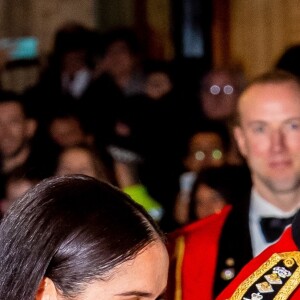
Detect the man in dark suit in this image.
<box><xmin>167</xmin><ymin>70</ymin><xmax>300</xmax><ymax>300</ymax></box>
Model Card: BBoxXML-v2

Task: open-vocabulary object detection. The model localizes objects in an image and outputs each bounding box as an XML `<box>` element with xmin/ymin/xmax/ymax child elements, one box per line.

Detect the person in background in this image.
<box><xmin>143</xmin><ymin>60</ymin><xmax>174</xmax><ymax>100</ymax></box>
<box><xmin>113</xmin><ymin>159</ymin><xmax>164</xmax><ymax>223</ymax></box>
<box><xmin>167</xmin><ymin>70</ymin><xmax>300</xmax><ymax>300</ymax></box>
<box><xmin>0</xmin><ymin>90</ymin><xmax>57</xmax><ymax>198</ymax></box>
<box><xmin>112</xmin><ymin>59</ymin><xmax>177</xmax><ymax>153</ymax></box>
<box><xmin>190</xmin><ymin>66</ymin><xmax>247</xmax><ymax>166</ymax></box>
<box><xmin>0</xmin><ymin>166</ymin><xmax>40</xmax><ymax>216</ymax></box>
<box><xmin>0</xmin><ymin>91</ymin><xmax>36</xmax><ymax>174</ymax></box>
<box><xmin>55</xmin><ymin>144</ymin><xmax>112</xmax><ymax>183</ymax></box>
<box><xmin>0</xmin><ymin>174</ymin><xmax>169</xmax><ymax>299</ymax></box>
<box><xmin>96</xmin><ymin>26</ymin><xmax>146</xmax><ymax>97</ymax></box>
<box><xmin>56</xmin><ymin>144</ymin><xmax>162</xmax><ymax>221</ymax></box>
<box><xmin>109</xmin><ymin>59</ymin><xmax>187</xmax><ymax>231</ymax></box>
<box><xmin>76</xmin><ymin>28</ymin><xmax>136</xmax><ymax>156</ymax></box>
<box><xmin>198</xmin><ymin>67</ymin><xmax>246</xmax><ymax>122</ymax></box>
<box><xmin>188</xmin><ymin>164</ymin><xmax>251</xmax><ymax>222</ymax></box>
<box><xmin>173</xmin><ymin>121</ymin><xmax>230</xmax><ymax>225</ymax></box>
<box><xmin>216</xmin><ymin>209</ymin><xmax>300</xmax><ymax>300</ymax></box>
<box><xmin>47</xmin><ymin>105</ymin><xmax>94</xmax><ymax>149</ymax></box>
<box><xmin>23</xmin><ymin>22</ymin><xmax>96</xmax><ymax>123</ymax></box>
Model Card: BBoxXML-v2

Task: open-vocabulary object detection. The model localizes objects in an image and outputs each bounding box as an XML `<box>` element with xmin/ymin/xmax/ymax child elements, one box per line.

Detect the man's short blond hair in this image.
<box><xmin>234</xmin><ymin>69</ymin><xmax>300</xmax><ymax>125</ymax></box>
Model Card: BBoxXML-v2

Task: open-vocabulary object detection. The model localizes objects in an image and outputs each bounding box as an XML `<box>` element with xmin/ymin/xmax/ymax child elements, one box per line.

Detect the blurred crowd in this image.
<box><xmin>0</xmin><ymin>22</ymin><xmax>252</xmax><ymax>232</ymax></box>
<box><xmin>2</xmin><ymin>19</ymin><xmax>300</xmax><ymax>300</ymax></box>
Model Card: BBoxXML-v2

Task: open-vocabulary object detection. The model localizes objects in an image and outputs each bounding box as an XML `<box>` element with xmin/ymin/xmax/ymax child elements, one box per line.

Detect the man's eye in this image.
<box><xmin>251</xmin><ymin>125</ymin><xmax>265</xmax><ymax>133</ymax></box>
<box><xmin>287</xmin><ymin>121</ymin><xmax>300</xmax><ymax>130</ymax></box>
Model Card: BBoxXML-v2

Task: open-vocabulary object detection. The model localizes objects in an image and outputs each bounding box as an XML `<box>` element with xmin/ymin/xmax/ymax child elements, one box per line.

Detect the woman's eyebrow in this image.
<box><xmin>116</xmin><ymin>287</ymin><xmax>167</xmax><ymax>299</ymax></box>
<box><xmin>116</xmin><ymin>291</ymin><xmax>153</xmax><ymax>297</ymax></box>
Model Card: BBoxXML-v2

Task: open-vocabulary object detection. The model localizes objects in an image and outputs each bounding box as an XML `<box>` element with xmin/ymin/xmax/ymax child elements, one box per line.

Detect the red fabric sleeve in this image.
<box><xmin>167</xmin><ymin>205</ymin><xmax>232</xmax><ymax>300</ymax></box>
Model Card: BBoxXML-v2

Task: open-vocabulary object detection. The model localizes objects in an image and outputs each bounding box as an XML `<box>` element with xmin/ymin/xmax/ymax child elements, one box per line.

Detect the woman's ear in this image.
<box><xmin>35</xmin><ymin>277</ymin><xmax>59</xmax><ymax>300</ymax></box>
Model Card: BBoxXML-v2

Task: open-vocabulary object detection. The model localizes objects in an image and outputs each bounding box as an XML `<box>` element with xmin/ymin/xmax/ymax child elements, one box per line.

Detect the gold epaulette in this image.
<box><xmin>229</xmin><ymin>252</ymin><xmax>300</xmax><ymax>300</ymax></box>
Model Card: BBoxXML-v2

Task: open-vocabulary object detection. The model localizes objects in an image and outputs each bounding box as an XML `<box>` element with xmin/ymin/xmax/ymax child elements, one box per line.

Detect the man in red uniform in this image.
<box><xmin>217</xmin><ymin>211</ymin><xmax>300</xmax><ymax>300</ymax></box>
<box><xmin>167</xmin><ymin>70</ymin><xmax>300</xmax><ymax>300</ymax></box>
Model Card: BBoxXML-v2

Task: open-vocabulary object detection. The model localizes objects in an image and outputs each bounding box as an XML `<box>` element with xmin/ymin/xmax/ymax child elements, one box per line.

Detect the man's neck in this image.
<box><xmin>254</xmin><ymin>183</ymin><xmax>300</xmax><ymax>212</ymax></box>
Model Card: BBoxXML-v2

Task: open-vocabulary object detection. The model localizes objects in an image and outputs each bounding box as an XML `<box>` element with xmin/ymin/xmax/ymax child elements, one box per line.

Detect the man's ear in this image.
<box><xmin>25</xmin><ymin>118</ymin><xmax>37</xmax><ymax>139</ymax></box>
<box><xmin>233</xmin><ymin>126</ymin><xmax>247</xmax><ymax>158</ymax></box>
<box><xmin>35</xmin><ymin>277</ymin><xmax>59</xmax><ymax>300</ymax></box>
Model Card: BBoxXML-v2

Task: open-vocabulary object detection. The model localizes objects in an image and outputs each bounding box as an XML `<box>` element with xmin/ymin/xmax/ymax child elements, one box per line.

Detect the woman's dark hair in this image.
<box><xmin>189</xmin><ymin>164</ymin><xmax>251</xmax><ymax>221</ymax></box>
<box><xmin>0</xmin><ymin>175</ymin><xmax>164</xmax><ymax>299</ymax></box>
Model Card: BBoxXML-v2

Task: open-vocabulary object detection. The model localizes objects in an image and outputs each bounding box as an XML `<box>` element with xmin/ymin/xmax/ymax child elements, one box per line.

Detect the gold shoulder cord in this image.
<box><xmin>229</xmin><ymin>252</ymin><xmax>300</xmax><ymax>300</ymax></box>
<box><xmin>174</xmin><ymin>236</ymin><xmax>185</xmax><ymax>300</ymax></box>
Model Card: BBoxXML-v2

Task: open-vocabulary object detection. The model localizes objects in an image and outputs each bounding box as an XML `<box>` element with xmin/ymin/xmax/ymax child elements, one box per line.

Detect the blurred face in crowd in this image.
<box><xmin>184</xmin><ymin>132</ymin><xmax>225</xmax><ymax>172</ymax></box>
<box><xmin>200</xmin><ymin>71</ymin><xmax>240</xmax><ymax>120</ymax></box>
<box><xmin>56</xmin><ymin>147</ymin><xmax>108</xmax><ymax>181</ymax></box>
<box><xmin>145</xmin><ymin>72</ymin><xmax>172</xmax><ymax>100</ymax></box>
<box><xmin>1</xmin><ymin>178</ymin><xmax>36</xmax><ymax>214</ymax></box>
<box><xmin>193</xmin><ymin>184</ymin><xmax>226</xmax><ymax>219</ymax></box>
<box><xmin>56</xmin><ymin>147</ymin><xmax>98</xmax><ymax>178</ymax></box>
<box><xmin>234</xmin><ymin>81</ymin><xmax>300</xmax><ymax>207</ymax></box>
<box><xmin>0</xmin><ymin>101</ymin><xmax>35</xmax><ymax>158</ymax></box>
<box><xmin>38</xmin><ymin>241</ymin><xmax>169</xmax><ymax>300</ymax></box>
<box><xmin>49</xmin><ymin>117</ymin><xmax>89</xmax><ymax>148</ymax></box>
<box><xmin>62</xmin><ymin>49</ymin><xmax>87</xmax><ymax>76</ymax></box>
<box><xmin>102</xmin><ymin>41</ymin><xmax>136</xmax><ymax>77</ymax></box>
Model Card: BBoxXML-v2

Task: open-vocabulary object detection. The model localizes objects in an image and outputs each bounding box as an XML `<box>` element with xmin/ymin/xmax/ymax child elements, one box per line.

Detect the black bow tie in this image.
<box><xmin>260</xmin><ymin>215</ymin><xmax>295</xmax><ymax>243</ymax></box>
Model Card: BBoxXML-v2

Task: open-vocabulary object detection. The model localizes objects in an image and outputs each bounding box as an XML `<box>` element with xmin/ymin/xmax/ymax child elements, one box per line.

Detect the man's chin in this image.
<box><xmin>267</xmin><ymin>179</ymin><xmax>300</xmax><ymax>194</ymax></box>
<box><xmin>256</xmin><ymin>171</ymin><xmax>300</xmax><ymax>194</ymax></box>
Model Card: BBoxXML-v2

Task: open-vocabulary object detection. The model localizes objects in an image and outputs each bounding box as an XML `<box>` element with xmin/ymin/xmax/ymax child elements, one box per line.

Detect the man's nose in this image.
<box><xmin>270</xmin><ymin>129</ymin><xmax>285</xmax><ymax>152</ymax></box>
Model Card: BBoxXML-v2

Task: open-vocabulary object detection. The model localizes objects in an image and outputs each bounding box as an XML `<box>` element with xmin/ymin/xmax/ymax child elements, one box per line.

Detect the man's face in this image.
<box><xmin>145</xmin><ymin>72</ymin><xmax>172</xmax><ymax>100</ymax></box>
<box><xmin>200</xmin><ymin>71</ymin><xmax>239</xmax><ymax>120</ymax></box>
<box><xmin>56</xmin><ymin>148</ymin><xmax>98</xmax><ymax>179</ymax></box>
<box><xmin>49</xmin><ymin>117</ymin><xmax>86</xmax><ymax>148</ymax></box>
<box><xmin>0</xmin><ymin>101</ymin><xmax>30</xmax><ymax>158</ymax></box>
<box><xmin>103</xmin><ymin>41</ymin><xmax>136</xmax><ymax>77</ymax></box>
<box><xmin>234</xmin><ymin>81</ymin><xmax>300</xmax><ymax>194</ymax></box>
<box><xmin>184</xmin><ymin>132</ymin><xmax>225</xmax><ymax>172</ymax></box>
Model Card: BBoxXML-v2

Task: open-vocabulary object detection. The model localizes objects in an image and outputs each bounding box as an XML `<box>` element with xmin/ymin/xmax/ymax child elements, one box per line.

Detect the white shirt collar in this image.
<box><xmin>250</xmin><ymin>188</ymin><xmax>298</xmax><ymax>218</ymax></box>
<box><xmin>249</xmin><ymin>188</ymin><xmax>296</xmax><ymax>256</ymax></box>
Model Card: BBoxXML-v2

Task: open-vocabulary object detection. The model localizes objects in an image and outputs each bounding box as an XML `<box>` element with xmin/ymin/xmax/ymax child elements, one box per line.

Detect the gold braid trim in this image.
<box><xmin>229</xmin><ymin>252</ymin><xmax>300</xmax><ymax>300</ymax></box>
<box><xmin>174</xmin><ymin>236</ymin><xmax>185</xmax><ymax>300</ymax></box>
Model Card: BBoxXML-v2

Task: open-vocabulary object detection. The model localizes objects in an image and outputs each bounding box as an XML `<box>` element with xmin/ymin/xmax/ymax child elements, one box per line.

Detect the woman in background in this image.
<box><xmin>189</xmin><ymin>164</ymin><xmax>251</xmax><ymax>222</ymax></box>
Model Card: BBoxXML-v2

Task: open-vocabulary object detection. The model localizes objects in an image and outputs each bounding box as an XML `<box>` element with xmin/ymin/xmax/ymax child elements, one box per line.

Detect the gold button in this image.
<box><xmin>225</xmin><ymin>258</ymin><xmax>235</xmax><ymax>267</ymax></box>
<box><xmin>284</xmin><ymin>258</ymin><xmax>294</xmax><ymax>268</ymax></box>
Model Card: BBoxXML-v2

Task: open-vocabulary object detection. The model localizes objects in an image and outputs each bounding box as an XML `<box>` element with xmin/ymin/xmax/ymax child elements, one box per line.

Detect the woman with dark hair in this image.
<box><xmin>0</xmin><ymin>175</ymin><xmax>169</xmax><ymax>300</ymax></box>
<box><xmin>189</xmin><ymin>164</ymin><xmax>251</xmax><ymax>222</ymax></box>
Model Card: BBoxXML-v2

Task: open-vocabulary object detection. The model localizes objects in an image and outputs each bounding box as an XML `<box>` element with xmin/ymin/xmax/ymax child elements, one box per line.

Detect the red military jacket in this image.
<box><xmin>217</xmin><ymin>227</ymin><xmax>300</xmax><ymax>300</ymax></box>
<box><xmin>166</xmin><ymin>205</ymin><xmax>232</xmax><ymax>300</ymax></box>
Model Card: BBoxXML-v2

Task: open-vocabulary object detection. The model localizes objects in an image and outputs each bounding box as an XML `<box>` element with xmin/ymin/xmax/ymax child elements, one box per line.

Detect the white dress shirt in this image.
<box><xmin>249</xmin><ymin>188</ymin><xmax>297</xmax><ymax>257</ymax></box>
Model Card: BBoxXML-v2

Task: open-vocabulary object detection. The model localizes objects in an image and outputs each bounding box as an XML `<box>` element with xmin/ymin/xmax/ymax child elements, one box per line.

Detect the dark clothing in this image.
<box><xmin>112</xmin><ymin>91</ymin><xmax>191</xmax><ymax>231</ymax></box>
<box><xmin>79</xmin><ymin>73</ymin><xmax>124</xmax><ymax>149</ymax></box>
